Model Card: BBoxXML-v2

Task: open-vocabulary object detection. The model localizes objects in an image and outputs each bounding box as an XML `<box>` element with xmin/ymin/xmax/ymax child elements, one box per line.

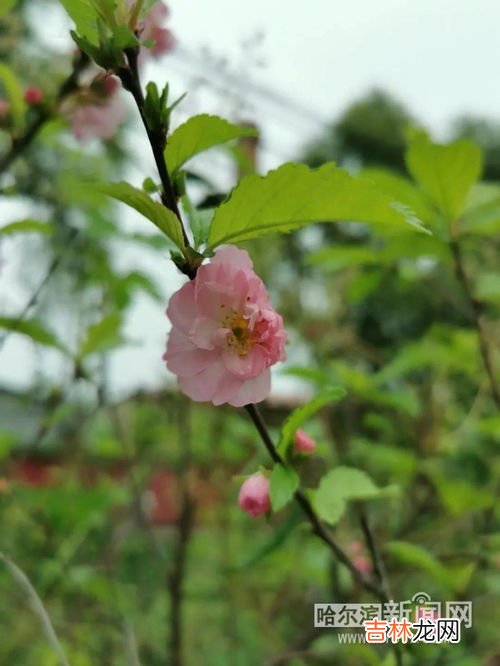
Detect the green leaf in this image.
<box><xmin>166</xmin><ymin>114</ymin><xmax>258</xmax><ymax>176</ymax></box>
<box><xmin>312</xmin><ymin>466</ymin><xmax>396</xmax><ymax>526</ymax></box>
<box><xmin>476</xmin><ymin>272</ymin><xmax>500</xmax><ymax>303</ymax></box>
<box><xmin>97</xmin><ymin>182</ymin><xmax>186</xmax><ymax>251</ymax></box>
<box><xmin>207</xmin><ymin>163</ymin><xmax>427</xmax><ymax>250</ymax></box>
<box><xmin>78</xmin><ymin>313</ymin><xmax>124</xmax><ymax>359</ymax></box>
<box><xmin>0</xmin><ymin>220</ymin><xmax>52</xmax><ymax>236</ymax></box>
<box><xmin>181</xmin><ymin>194</ymin><xmax>213</xmax><ymax>248</ymax></box>
<box><xmin>385</xmin><ymin>541</ymin><xmax>449</xmax><ymax>585</ymax></box>
<box><xmin>360</xmin><ymin>167</ymin><xmax>436</xmax><ymax>226</ymax></box>
<box><xmin>57</xmin><ymin>0</ymin><xmax>99</xmax><ymax>43</ymax></box>
<box><xmin>405</xmin><ymin>133</ymin><xmax>482</xmax><ymax>222</ymax></box>
<box><xmin>270</xmin><ymin>465</ymin><xmax>299</xmax><ymax>512</ymax></box>
<box><xmin>88</xmin><ymin>0</ymin><xmax>116</xmax><ymax>25</ymax></box>
<box><xmin>277</xmin><ymin>387</ymin><xmax>346</xmax><ymax>456</ymax></box>
<box><xmin>0</xmin><ymin>62</ymin><xmax>26</xmax><ymax>131</ymax></box>
<box><xmin>0</xmin><ymin>317</ymin><xmax>67</xmax><ymax>353</ymax></box>
<box><xmin>306</xmin><ymin>245</ymin><xmax>375</xmax><ymax>271</ymax></box>
<box><xmin>111</xmin><ymin>24</ymin><xmax>139</xmax><ymax>50</ymax></box>
<box><xmin>461</xmin><ymin>184</ymin><xmax>500</xmax><ymax>235</ymax></box>
<box><xmin>0</xmin><ymin>0</ymin><xmax>16</xmax><ymax>18</ymax></box>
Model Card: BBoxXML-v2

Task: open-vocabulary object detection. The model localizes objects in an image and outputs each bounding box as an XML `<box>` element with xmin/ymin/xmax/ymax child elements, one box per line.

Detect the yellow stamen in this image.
<box><xmin>224</xmin><ymin>311</ymin><xmax>252</xmax><ymax>357</ymax></box>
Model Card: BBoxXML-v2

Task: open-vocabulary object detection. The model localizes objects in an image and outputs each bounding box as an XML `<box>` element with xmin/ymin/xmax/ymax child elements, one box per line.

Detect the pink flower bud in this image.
<box><xmin>100</xmin><ymin>75</ymin><xmax>120</xmax><ymax>97</ymax></box>
<box><xmin>238</xmin><ymin>473</ymin><xmax>270</xmax><ymax>517</ymax></box>
<box><xmin>294</xmin><ymin>429</ymin><xmax>317</xmax><ymax>454</ymax></box>
<box><xmin>353</xmin><ymin>555</ymin><xmax>372</xmax><ymax>575</ymax></box>
<box><xmin>24</xmin><ymin>87</ymin><xmax>43</xmax><ymax>105</ymax></box>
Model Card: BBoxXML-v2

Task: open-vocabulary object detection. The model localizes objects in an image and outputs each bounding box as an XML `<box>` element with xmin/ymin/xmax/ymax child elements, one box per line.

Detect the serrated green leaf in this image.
<box><xmin>360</xmin><ymin>167</ymin><xmax>436</xmax><ymax>227</ymax></box>
<box><xmin>97</xmin><ymin>181</ymin><xmax>186</xmax><ymax>251</ymax></box>
<box><xmin>405</xmin><ymin>133</ymin><xmax>482</xmax><ymax>222</ymax></box>
<box><xmin>270</xmin><ymin>465</ymin><xmax>299</xmax><ymax>512</ymax></box>
<box><xmin>57</xmin><ymin>0</ymin><xmax>99</xmax><ymax>43</ymax></box>
<box><xmin>207</xmin><ymin>163</ymin><xmax>428</xmax><ymax>249</ymax></box>
<box><xmin>312</xmin><ymin>466</ymin><xmax>396</xmax><ymax>526</ymax></box>
<box><xmin>0</xmin><ymin>62</ymin><xmax>26</xmax><ymax>131</ymax></box>
<box><xmin>78</xmin><ymin>312</ymin><xmax>124</xmax><ymax>359</ymax></box>
<box><xmin>0</xmin><ymin>220</ymin><xmax>52</xmax><ymax>236</ymax></box>
<box><xmin>166</xmin><ymin>114</ymin><xmax>258</xmax><ymax>176</ymax></box>
<box><xmin>277</xmin><ymin>387</ymin><xmax>346</xmax><ymax>456</ymax></box>
<box><xmin>0</xmin><ymin>317</ymin><xmax>68</xmax><ymax>353</ymax></box>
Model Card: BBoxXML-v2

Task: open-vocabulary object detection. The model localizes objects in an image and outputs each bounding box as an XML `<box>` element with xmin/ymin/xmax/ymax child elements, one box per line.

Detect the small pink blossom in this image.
<box><xmin>137</xmin><ymin>1</ymin><xmax>175</xmax><ymax>60</ymax></box>
<box><xmin>294</xmin><ymin>429</ymin><xmax>317</xmax><ymax>454</ymax></box>
<box><xmin>68</xmin><ymin>93</ymin><xmax>125</xmax><ymax>141</ymax></box>
<box><xmin>238</xmin><ymin>473</ymin><xmax>270</xmax><ymax>517</ymax></box>
<box><xmin>164</xmin><ymin>246</ymin><xmax>287</xmax><ymax>407</ymax></box>
<box><xmin>353</xmin><ymin>555</ymin><xmax>373</xmax><ymax>575</ymax></box>
<box><xmin>63</xmin><ymin>74</ymin><xmax>125</xmax><ymax>142</ymax></box>
<box><xmin>24</xmin><ymin>86</ymin><xmax>43</xmax><ymax>105</ymax></box>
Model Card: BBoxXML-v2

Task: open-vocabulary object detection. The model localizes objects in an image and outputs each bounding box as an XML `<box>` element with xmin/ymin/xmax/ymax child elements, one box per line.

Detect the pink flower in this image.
<box><xmin>238</xmin><ymin>473</ymin><xmax>270</xmax><ymax>517</ymax></box>
<box><xmin>164</xmin><ymin>246</ymin><xmax>287</xmax><ymax>407</ymax></box>
<box><xmin>138</xmin><ymin>1</ymin><xmax>175</xmax><ymax>60</ymax></box>
<box><xmin>24</xmin><ymin>87</ymin><xmax>43</xmax><ymax>105</ymax></box>
<box><xmin>294</xmin><ymin>429</ymin><xmax>317</xmax><ymax>454</ymax></box>
<box><xmin>63</xmin><ymin>75</ymin><xmax>126</xmax><ymax>141</ymax></box>
<box><xmin>353</xmin><ymin>555</ymin><xmax>373</xmax><ymax>575</ymax></box>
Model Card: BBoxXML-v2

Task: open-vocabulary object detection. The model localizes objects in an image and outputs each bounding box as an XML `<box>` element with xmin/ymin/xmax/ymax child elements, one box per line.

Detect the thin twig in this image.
<box><xmin>359</xmin><ymin>508</ymin><xmax>392</xmax><ymax>599</ymax></box>
<box><xmin>451</xmin><ymin>239</ymin><xmax>500</xmax><ymax>410</ymax></box>
<box><xmin>0</xmin><ymin>553</ymin><xmax>70</xmax><ymax>666</ymax></box>
<box><xmin>244</xmin><ymin>404</ymin><xmax>385</xmax><ymax>601</ymax></box>
<box><xmin>0</xmin><ymin>229</ymin><xmax>79</xmax><ymax>354</ymax></box>
<box><xmin>168</xmin><ymin>398</ymin><xmax>195</xmax><ymax>666</ymax></box>
<box><xmin>0</xmin><ymin>52</ymin><xmax>89</xmax><ymax>174</ymax></box>
<box><xmin>118</xmin><ymin>49</ymin><xmax>190</xmax><ymax>253</ymax></box>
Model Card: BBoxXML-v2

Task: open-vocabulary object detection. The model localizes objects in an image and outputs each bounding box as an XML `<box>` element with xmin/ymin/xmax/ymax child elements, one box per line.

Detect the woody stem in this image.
<box><xmin>244</xmin><ymin>403</ymin><xmax>386</xmax><ymax>602</ymax></box>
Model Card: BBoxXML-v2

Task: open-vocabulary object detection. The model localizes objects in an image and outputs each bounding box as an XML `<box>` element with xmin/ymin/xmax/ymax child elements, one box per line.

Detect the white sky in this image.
<box><xmin>2</xmin><ymin>0</ymin><xmax>500</xmax><ymax>398</ymax></box>
<box><xmin>170</xmin><ymin>0</ymin><xmax>500</xmax><ymax>145</ymax></box>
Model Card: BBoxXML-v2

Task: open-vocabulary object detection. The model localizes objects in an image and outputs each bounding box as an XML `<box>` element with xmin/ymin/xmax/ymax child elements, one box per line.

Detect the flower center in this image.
<box><xmin>224</xmin><ymin>311</ymin><xmax>253</xmax><ymax>357</ymax></box>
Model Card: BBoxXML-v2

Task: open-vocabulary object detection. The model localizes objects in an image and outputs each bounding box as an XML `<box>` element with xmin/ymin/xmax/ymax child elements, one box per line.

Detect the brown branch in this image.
<box><xmin>117</xmin><ymin>49</ymin><xmax>191</xmax><ymax>258</ymax></box>
<box><xmin>0</xmin><ymin>228</ymin><xmax>79</xmax><ymax>354</ymax></box>
<box><xmin>359</xmin><ymin>508</ymin><xmax>392</xmax><ymax>600</ymax></box>
<box><xmin>167</xmin><ymin>399</ymin><xmax>195</xmax><ymax>666</ymax></box>
<box><xmin>0</xmin><ymin>52</ymin><xmax>89</xmax><ymax>174</ymax></box>
<box><xmin>244</xmin><ymin>404</ymin><xmax>385</xmax><ymax>601</ymax></box>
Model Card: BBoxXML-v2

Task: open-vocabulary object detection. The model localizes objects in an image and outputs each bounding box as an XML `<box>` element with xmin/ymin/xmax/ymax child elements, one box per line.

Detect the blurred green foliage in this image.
<box><xmin>1</xmin><ymin>3</ymin><xmax>499</xmax><ymax>666</ymax></box>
